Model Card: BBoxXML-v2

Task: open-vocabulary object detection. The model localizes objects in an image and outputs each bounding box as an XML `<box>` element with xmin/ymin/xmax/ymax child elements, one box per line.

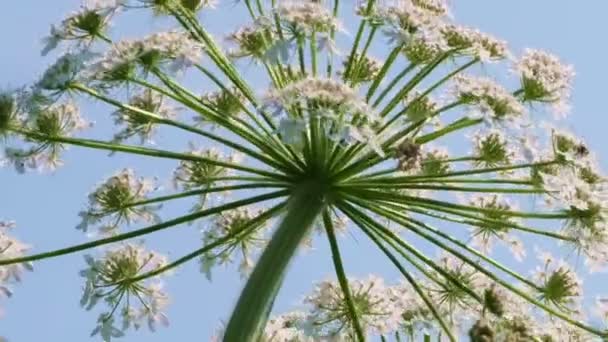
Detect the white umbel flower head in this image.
<box><xmin>0</xmin><ymin>220</ymin><xmax>32</xmax><ymax>317</ymax></box>
<box><xmin>112</xmin><ymin>89</ymin><xmax>178</xmax><ymax>144</ymax></box>
<box><xmin>77</xmin><ymin>168</ymin><xmax>160</xmax><ymax>235</ymax></box>
<box><xmin>275</xmin><ymin>2</ymin><xmax>342</xmax><ymax>35</ymax></box>
<box><xmin>304</xmin><ymin>275</ymin><xmax>399</xmax><ymax>337</ymax></box>
<box><xmin>263</xmin><ymin>311</ymin><xmax>315</xmax><ymax>342</ymax></box>
<box><xmin>442</xmin><ymin>24</ymin><xmax>509</xmax><ymax>61</ymax></box>
<box><xmin>200</xmin><ymin>207</ymin><xmax>268</xmax><ymax>280</ymax></box>
<box><xmin>90</xmin><ymin>31</ymin><xmax>204</xmax><ymax>83</ymax></box>
<box><xmin>516</xmin><ymin>49</ymin><xmax>575</xmax><ymax>117</ymax></box>
<box><xmin>41</xmin><ymin>0</ymin><xmax>124</xmax><ymax>55</ymax></box>
<box><xmin>452</xmin><ymin>75</ymin><xmax>525</xmax><ymax>125</ymax></box>
<box><xmin>264</xmin><ymin>77</ymin><xmax>382</xmax><ymax>154</ymax></box>
<box><xmin>4</xmin><ymin>101</ymin><xmax>90</xmax><ymax>173</ymax></box>
<box><xmin>80</xmin><ymin>243</ymin><xmax>170</xmax><ymax>339</ymax></box>
<box><xmin>533</xmin><ymin>251</ymin><xmax>582</xmax><ymax>314</ymax></box>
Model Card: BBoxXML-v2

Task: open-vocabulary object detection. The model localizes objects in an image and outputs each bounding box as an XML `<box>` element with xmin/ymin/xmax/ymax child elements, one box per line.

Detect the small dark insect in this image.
<box><xmin>574</xmin><ymin>143</ymin><xmax>589</xmax><ymax>158</ymax></box>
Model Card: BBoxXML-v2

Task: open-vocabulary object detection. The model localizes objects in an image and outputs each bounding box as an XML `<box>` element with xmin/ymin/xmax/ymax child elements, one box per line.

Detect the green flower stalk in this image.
<box><xmin>2</xmin><ymin>0</ymin><xmax>608</xmax><ymax>341</ymax></box>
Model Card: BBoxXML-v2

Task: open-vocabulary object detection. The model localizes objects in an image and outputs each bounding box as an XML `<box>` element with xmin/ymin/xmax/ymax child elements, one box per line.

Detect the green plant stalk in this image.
<box><xmin>342</xmin><ymin>1</ymin><xmax>371</xmax><ymax>80</ymax></box>
<box><xmin>326</xmin><ymin>0</ymin><xmax>341</xmax><ymax>77</ymax></box>
<box><xmin>223</xmin><ymin>183</ymin><xmax>327</xmax><ymax>341</ymax></box>
<box><xmin>371</xmin><ymin>63</ymin><xmax>416</xmax><ymax>108</ymax></box>
<box><xmin>342</xmin><ymin>183</ymin><xmax>543</xmax><ymax>194</ymax></box>
<box><xmin>340</xmin><ymin>200</ymin><xmax>483</xmax><ymax>306</ymax></box>
<box><xmin>298</xmin><ymin>37</ymin><xmax>307</xmax><ymax>75</ymax></box>
<box><xmin>75</xmin><ymin>80</ymin><xmax>294</xmax><ymax>174</ymax></box>
<box><xmin>378</xmin><ymin>59</ymin><xmax>478</xmax><ymax>134</ymax></box>
<box><xmin>366</xmin><ymin>45</ymin><xmax>403</xmax><ymax>101</ymax></box>
<box><xmin>349</xmin><ymin>26</ymin><xmax>377</xmax><ymax>87</ymax></box>
<box><xmin>15</xmin><ymin>129</ymin><xmax>290</xmax><ymax>181</ymax></box>
<box><xmin>378</xmin><ymin>53</ymin><xmax>450</xmax><ymax>118</ymax></box>
<box><xmin>311</xmin><ymin>31</ymin><xmax>318</xmax><ymax>76</ymax></box>
<box><xmin>400</xmin><ymin>201</ymin><xmax>573</xmax><ymax>241</ymax></box>
<box><xmin>346</xmin><ymin>208</ymin><xmax>456</xmax><ymax>341</ymax></box>
<box><xmin>415</xmin><ymin>117</ymin><xmax>482</xmax><ymax>145</ymax></box>
<box><xmin>125</xmin><ymin>182</ymin><xmax>288</xmax><ymax>208</ymax></box>
<box><xmin>361</xmin><ymin>199</ymin><xmax>544</xmax><ymax>290</ymax></box>
<box><xmin>365</xmin><ymin>177</ymin><xmax>533</xmax><ymax>186</ymax></box>
<box><xmin>374</xmin><ymin>161</ymin><xmax>557</xmax><ymax>182</ymax></box>
<box><xmin>0</xmin><ymin>190</ymin><xmax>289</xmax><ymax>266</ymax></box>
<box><xmin>323</xmin><ymin>211</ymin><xmax>366</xmax><ymax>341</ymax></box>
<box><xmin>349</xmin><ymin>187</ymin><xmax>569</xmax><ymax>219</ymax></box>
<box><xmin>361</xmin><ymin>202</ymin><xmax>606</xmax><ymax>337</ymax></box>
<box><xmin>397</xmin><ymin>212</ymin><xmax>542</xmax><ymax>291</ymax></box>
<box><xmin>134</xmin><ymin>71</ymin><xmax>301</xmax><ymax>174</ymax></box>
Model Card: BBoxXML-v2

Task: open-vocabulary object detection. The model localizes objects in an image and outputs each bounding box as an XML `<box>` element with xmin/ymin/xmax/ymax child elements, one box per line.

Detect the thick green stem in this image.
<box><xmin>223</xmin><ymin>183</ymin><xmax>327</xmax><ymax>341</ymax></box>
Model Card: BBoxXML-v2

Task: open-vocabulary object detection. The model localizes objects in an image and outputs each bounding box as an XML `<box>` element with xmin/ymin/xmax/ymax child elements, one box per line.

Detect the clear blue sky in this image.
<box><xmin>1</xmin><ymin>1</ymin><xmax>608</xmax><ymax>341</ymax></box>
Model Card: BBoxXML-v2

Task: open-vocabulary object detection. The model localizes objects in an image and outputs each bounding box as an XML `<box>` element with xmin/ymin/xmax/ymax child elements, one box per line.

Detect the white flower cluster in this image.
<box><xmin>247</xmin><ymin>268</ymin><xmax>596</xmax><ymax>340</ymax></box>
<box><xmin>516</xmin><ymin>49</ymin><xmax>575</xmax><ymax>116</ymax></box>
<box><xmin>226</xmin><ymin>21</ymin><xmax>275</xmax><ymax>61</ymax></box>
<box><xmin>532</xmin><ymin>129</ymin><xmax>608</xmax><ymax>270</ymax></box>
<box><xmin>77</xmin><ymin>168</ymin><xmax>160</xmax><ymax>235</ymax></box>
<box><xmin>41</xmin><ymin>0</ymin><xmax>125</xmax><ymax>55</ymax></box>
<box><xmin>441</xmin><ymin>24</ymin><xmax>509</xmax><ymax>61</ymax></box>
<box><xmin>80</xmin><ymin>243</ymin><xmax>169</xmax><ymax>341</ymax></box>
<box><xmin>173</xmin><ymin>146</ymin><xmax>240</xmax><ymax>210</ymax></box>
<box><xmin>0</xmin><ymin>221</ymin><xmax>32</xmax><ymax>317</ymax></box>
<box><xmin>275</xmin><ymin>2</ymin><xmax>342</xmax><ymax>35</ymax></box>
<box><xmin>200</xmin><ymin>207</ymin><xmax>267</xmax><ymax>280</ymax></box>
<box><xmin>262</xmin><ymin>311</ymin><xmax>315</xmax><ymax>342</ymax></box>
<box><xmin>452</xmin><ymin>74</ymin><xmax>525</xmax><ymax>125</ymax></box>
<box><xmin>471</xmin><ymin>129</ymin><xmax>517</xmax><ymax>168</ymax></box>
<box><xmin>199</xmin><ymin>87</ymin><xmax>244</xmax><ymax>120</ymax></box>
<box><xmin>90</xmin><ymin>31</ymin><xmax>204</xmax><ymax>81</ymax></box>
<box><xmin>4</xmin><ymin>101</ymin><xmax>90</xmax><ymax>173</ymax></box>
<box><xmin>467</xmin><ymin>194</ymin><xmax>525</xmax><ymax>260</ymax></box>
<box><xmin>532</xmin><ymin>251</ymin><xmax>582</xmax><ymax>314</ymax></box>
<box><xmin>37</xmin><ymin>51</ymin><xmax>94</xmax><ymax>91</ymax></box>
<box><xmin>371</xmin><ymin>0</ymin><xmax>511</xmax><ymax>64</ymax></box>
<box><xmin>426</xmin><ymin>254</ymin><xmax>485</xmax><ymax>323</ymax></box>
<box><xmin>112</xmin><ymin>89</ymin><xmax>178</xmax><ymax>144</ymax></box>
<box><xmin>304</xmin><ymin>275</ymin><xmax>400</xmax><ymax>337</ymax></box>
<box><xmin>264</xmin><ymin>77</ymin><xmax>382</xmax><ymax>153</ymax></box>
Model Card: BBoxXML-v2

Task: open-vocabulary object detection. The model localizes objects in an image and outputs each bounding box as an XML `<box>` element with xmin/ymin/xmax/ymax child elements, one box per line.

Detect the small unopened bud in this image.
<box><xmin>396</xmin><ymin>139</ymin><xmax>422</xmax><ymax>172</ymax></box>
<box><xmin>483</xmin><ymin>286</ymin><xmax>504</xmax><ymax>317</ymax></box>
<box><xmin>468</xmin><ymin>319</ymin><xmax>494</xmax><ymax>342</ymax></box>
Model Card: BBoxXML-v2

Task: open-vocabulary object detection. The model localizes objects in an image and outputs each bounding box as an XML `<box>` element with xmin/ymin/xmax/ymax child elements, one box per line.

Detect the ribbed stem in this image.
<box><xmin>223</xmin><ymin>182</ymin><xmax>327</xmax><ymax>341</ymax></box>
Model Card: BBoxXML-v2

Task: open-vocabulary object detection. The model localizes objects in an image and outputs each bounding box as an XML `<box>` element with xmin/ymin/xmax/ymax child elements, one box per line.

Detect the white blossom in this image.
<box><xmin>452</xmin><ymin>74</ymin><xmax>525</xmax><ymax>125</ymax></box>
<box><xmin>275</xmin><ymin>2</ymin><xmax>343</xmax><ymax>35</ymax></box>
<box><xmin>304</xmin><ymin>275</ymin><xmax>400</xmax><ymax>337</ymax></box>
<box><xmin>263</xmin><ymin>77</ymin><xmax>381</xmax><ymax>154</ymax></box>
<box><xmin>81</xmin><ymin>243</ymin><xmax>170</xmax><ymax>339</ymax></box>
<box><xmin>4</xmin><ymin>101</ymin><xmax>90</xmax><ymax>173</ymax></box>
<box><xmin>41</xmin><ymin>0</ymin><xmax>125</xmax><ymax>55</ymax></box>
<box><xmin>89</xmin><ymin>31</ymin><xmax>204</xmax><ymax>82</ymax></box>
<box><xmin>112</xmin><ymin>89</ymin><xmax>178</xmax><ymax>144</ymax></box>
<box><xmin>532</xmin><ymin>251</ymin><xmax>582</xmax><ymax>314</ymax></box>
<box><xmin>441</xmin><ymin>24</ymin><xmax>510</xmax><ymax>61</ymax></box>
<box><xmin>0</xmin><ymin>221</ymin><xmax>32</xmax><ymax>318</ymax></box>
<box><xmin>200</xmin><ymin>207</ymin><xmax>268</xmax><ymax>280</ymax></box>
<box><xmin>516</xmin><ymin>49</ymin><xmax>575</xmax><ymax>117</ymax></box>
<box><xmin>77</xmin><ymin>168</ymin><xmax>160</xmax><ymax>235</ymax></box>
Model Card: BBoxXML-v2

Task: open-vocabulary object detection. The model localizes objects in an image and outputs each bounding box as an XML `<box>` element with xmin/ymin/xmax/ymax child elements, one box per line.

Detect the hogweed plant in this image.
<box><xmin>2</xmin><ymin>0</ymin><xmax>608</xmax><ymax>340</ymax></box>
